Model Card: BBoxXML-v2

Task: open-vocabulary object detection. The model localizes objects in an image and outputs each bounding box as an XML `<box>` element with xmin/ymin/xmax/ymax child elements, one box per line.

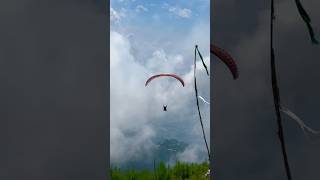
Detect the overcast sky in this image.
<box><xmin>110</xmin><ymin>0</ymin><xmax>211</xmax><ymax>166</ymax></box>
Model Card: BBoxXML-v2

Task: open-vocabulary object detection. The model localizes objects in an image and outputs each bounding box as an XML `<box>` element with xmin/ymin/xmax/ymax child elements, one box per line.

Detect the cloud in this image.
<box><xmin>110</xmin><ymin>7</ymin><xmax>126</xmax><ymax>23</ymax></box>
<box><xmin>177</xmin><ymin>144</ymin><xmax>208</xmax><ymax>163</ymax></box>
<box><xmin>145</xmin><ymin>49</ymin><xmax>184</xmax><ymax>73</ymax></box>
<box><xmin>110</xmin><ymin>30</ymin><xmax>210</xmax><ymax>165</ymax></box>
<box><xmin>110</xmin><ymin>31</ymin><xmax>156</xmax><ymax>164</ymax></box>
<box><xmin>169</xmin><ymin>7</ymin><xmax>192</xmax><ymax>18</ymax></box>
<box><xmin>162</xmin><ymin>3</ymin><xmax>192</xmax><ymax>18</ymax></box>
<box><xmin>110</xmin><ymin>1</ymin><xmax>210</xmax><ymax>166</ymax></box>
<box><xmin>135</xmin><ymin>5</ymin><xmax>148</xmax><ymax>13</ymax></box>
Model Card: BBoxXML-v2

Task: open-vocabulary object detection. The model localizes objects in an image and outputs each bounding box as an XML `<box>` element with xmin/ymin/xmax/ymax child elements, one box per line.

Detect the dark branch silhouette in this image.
<box><xmin>194</xmin><ymin>45</ymin><xmax>210</xmax><ymax>161</ymax></box>
<box><xmin>270</xmin><ymin>1</ymin><xmax>293</xmax><ymax>179</ymax></box>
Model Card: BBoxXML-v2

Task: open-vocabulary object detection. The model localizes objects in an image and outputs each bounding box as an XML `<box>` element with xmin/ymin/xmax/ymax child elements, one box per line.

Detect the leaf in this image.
<box><xmin>294</xmin><ymin>0</ymin><xmax>319</xmax><ymax>44</ymax></box>
<box><xmin>196</xmin><ymin>45</ymin><xmax>210</xmax><ymax>76</ymax></box>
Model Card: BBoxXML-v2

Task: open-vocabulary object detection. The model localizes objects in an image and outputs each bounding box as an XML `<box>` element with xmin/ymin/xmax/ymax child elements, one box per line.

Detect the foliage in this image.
<box><xmin>110</xmin><ymin>161</ymin><xmax>210</xmax><ymax>180</ymax></box>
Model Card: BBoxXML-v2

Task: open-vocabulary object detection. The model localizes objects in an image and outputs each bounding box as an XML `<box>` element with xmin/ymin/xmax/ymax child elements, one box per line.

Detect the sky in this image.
<box><xmin>110</xmin><ymin>0</ymin><xmax>211</xmax><ymax>166</ymax></box>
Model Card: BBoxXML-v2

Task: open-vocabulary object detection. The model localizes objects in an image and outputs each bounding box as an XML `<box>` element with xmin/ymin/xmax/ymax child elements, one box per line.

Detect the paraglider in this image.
<box><xmin>145</xmin><ymin>73</ymin><xmax>185</xmax><ymax>87</ymax></box>
<box><xmin>145</xmin><ymin>73</ymin><xmax>185</xmax><ymax>111</ymax></box>
<box><xmin>210</xmin><ymin>44</ymin><xmax>239</xmax><ymax>79</ymax></box>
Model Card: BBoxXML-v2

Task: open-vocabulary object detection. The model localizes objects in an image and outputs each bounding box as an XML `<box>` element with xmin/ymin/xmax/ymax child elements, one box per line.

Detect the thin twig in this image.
<box><xmin>270</xmin><ymin>1</ymin><xmax>293</xmax><ymax>180</ymax></box>
<box><xmin>194</xmin><ymin>45</ymin><xmax>210</xmax><ymax>161</ymax></box>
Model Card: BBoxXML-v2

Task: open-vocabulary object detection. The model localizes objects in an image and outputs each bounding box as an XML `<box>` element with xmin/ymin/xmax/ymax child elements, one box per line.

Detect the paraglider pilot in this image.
<box><xmin>163</xmin><ymin>105</ymin><xmax>167</xmax><ymax>111</ymax></box>
<box><xmin>145</xmin><ymin>74</ymin><xmax>185</xmax><ymax>112</ymax></box>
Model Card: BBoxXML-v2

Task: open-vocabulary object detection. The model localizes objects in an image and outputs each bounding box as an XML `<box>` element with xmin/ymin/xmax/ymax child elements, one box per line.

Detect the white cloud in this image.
<box><xmin>162</xmin><ymin>3</ymin><xmax>192</xmax><ymax>18</ymax></box>
<box><xmin>146</xmin><ymin>49</ymin><xmax>184</xmax><ymax>73</ymax></box>
<box><xmin>110</xmin><ymin>21</ymin><xmax>210</xmax><ymax>165</ymax></box>
<box><xmin>110</xmin><ymin>8</ymin><xmax>126</xmax><ymax>23</ymax></box>
<box><xmin>136</xmin><ymin>5</ymin><xmax>148</xmax><ymax>13</ymax></box>
<box><xmin>169</xmin><ymin>7</ymin><xmax>192</xmax><ymax>18</ymax></box>
<box><xmin>110</xmin><ymin>31</ymin><xmax>156</xmax><ymax>164</ymax></box>
<box><xmin>177</xmin><ymin>144</ymin><xmax>208</xmax><ymax>163</ymax></box>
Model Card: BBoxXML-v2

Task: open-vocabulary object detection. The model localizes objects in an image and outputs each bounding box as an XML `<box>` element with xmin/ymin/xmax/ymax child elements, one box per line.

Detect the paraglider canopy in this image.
<box><xmin>145</xmin><ymin>73</ymin><xmax>185</xmax><ymax>87</ymax></box>
<box><xmin>210</xmin><ymin>44</ymin><xmax>239</xmax><ymax>79</ymax></box>
<box><xmin>145</xmin><ymin>73</ymin><xmax>184</xmax><ymax>112</ymax></box>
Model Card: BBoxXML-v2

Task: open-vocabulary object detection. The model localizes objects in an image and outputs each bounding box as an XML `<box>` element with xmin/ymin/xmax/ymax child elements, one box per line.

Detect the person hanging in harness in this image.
<box><xmin>163</xmin><ymin>105</ymin><xmax>167</xmax><ymax>111</ymax></box>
